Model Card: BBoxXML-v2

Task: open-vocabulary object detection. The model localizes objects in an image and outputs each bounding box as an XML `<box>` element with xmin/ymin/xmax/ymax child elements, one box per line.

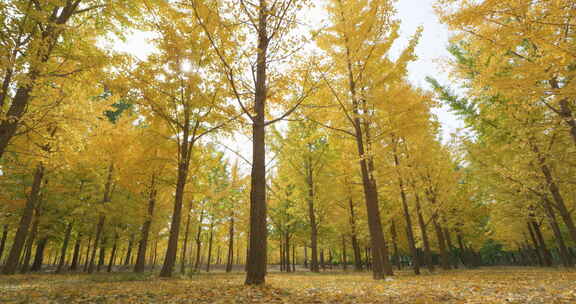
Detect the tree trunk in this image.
<box><xmin>530</xmin><ymin>140</ymin><xmax>576</xmax><ymax>246</ymax></box>
<box><xmin>97</xmin><ymin>237</ymin><xmax>107</xmax><ymax>272</ymax></box>
<box><xmin>2</xmin><ymin>163</ymin><xmax>44</xmax><ymax>275</ymax></box>
<box><xmin>444</xmin><ymin>228</ymin><xmax>458</xmax><ymax>269</ymax></box>
<box><xmin>432</xmin><ymin>216</ymin><xmax>451</xmax><ymax>270</ymax></box>
<box><xmin>531</xmin><ymin>220</ymin><xmax>553</xmax><ymax>267</ymax></box>
<box><xmin>135</xmin><ymin>174</ymin><xmax>157</xmax><ymax>273</ymax></box>
<box><xmin>88</xmin><ymin>163</ymin><xmax>113</xmax><ymax>273</ymax></box>
<box><xmin>348</xmin><ymin>199</ymin><xmax>363</xmax><ymax>271</ymax></box>
<box><xmin>292</xmin><ymin>242</ymin><xmax>296</xmax><ymax>272</ymax></box>
<box><xmin>193</xmin><ymin>210</ymin><xmax>204</xmax><ymax>272</ymax></box>
<box><xmin>390</xmin><ymin>220</ymin><xmax>400</xmax><ymax>271</ymax></box>
<box><xmin>206</xmin><ymin>222</ymin><xmax>214</xmax><ymax>272</ymax></box>
<box><xmin>226</xmin><ymin>214</ymin><xmax>234</xmax><ymax>272</ymax></box>
<box><xmin>393</xmin><ymin>150</ymin><xmax>419</xmax><ymax>274</ymax></box>
<box><xmin>83</xmin><ymin>234</ymin><xmax>93</xmax><ymax>272</ymax></box>
<box><xmin>56</xmin><ymin>222</ymin><xmax>73</xmax><ymax>273</ymax></box>
<box><xmin>306</xmin><ymin>153</ymin><xmax>320</xmax><ymax>273</ymax></box>
<box><xmin>284</xmin><ymin>233</ymin><xmax>291</xmax><ymax>272</ymax></box>
<box><xmin>542</xmin><ymin>200</ymin><xmax>573</xmax><ymax>267</ymax></box>
<box><xmin>20</xmin><ymin>213</ymin><xmax>39</xmax><ymax>273</ymax></box>
<box><xmin>160</xmin><ymin>119</ymin><xmax>192</xmax><ymax>277</ymax></box>
<box><xmin>244</xmin><ymin>0</ymin><xmax>270</xmax><ymax>286</ymax></box>
<box><xmin>70</xmin><ymin>233</ymin><xmax>81</xmax><ymax>271</ymax></box>
<box><xmin>124</xmin><ymin>234</ymin><xmax>134</xmax><ymax>266</ymax></box>
<box><xmin>107</xmin><ymin>234</ymin><xmax>118</xmax><ymax>273</ymax></box>
<box><xmin>415</xmin><ymin>194</ymin><xmax>434</xmax><ymax>272</ymax></box>
<box><xmin>0</xmin><ymin>224</ymin><xmax>8</xmax><ymax>263</ymax></box>
<box><xmin>342</xmin><ymin>234</ymin><xmax>348</xmax><ymax>270</ymax></box>
<box><xmin>31</xmin><ymin>237</ymin><xmax>48</xmax><ymax>272</ymax></box>
<box><xmin>181</xmin><ymin>203</ymin><xmax>192</xmax><ymax>274</ymax></box>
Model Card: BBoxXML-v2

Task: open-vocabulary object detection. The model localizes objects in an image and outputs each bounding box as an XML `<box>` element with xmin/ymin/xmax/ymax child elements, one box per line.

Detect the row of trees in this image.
<box><xmin>1</xmin><ymin>0</ymin><xmax>574</xmax><ymax>286</ymax></box>
<box><xmin>430</xmin><ymin>0</ymin><xmax>576</xmax><ymax>267</ymax></box>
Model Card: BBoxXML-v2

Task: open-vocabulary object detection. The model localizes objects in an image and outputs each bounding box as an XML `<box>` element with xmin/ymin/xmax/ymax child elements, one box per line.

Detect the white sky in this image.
<box><xmin>112</xmin><ymin>0</ymin><xmax>464</xmax><ymax>165</ymax></box>
<box><xmin>393</xmin><ymin>0</ymin><xmax>464</xmax><ymax>139</ymax></box>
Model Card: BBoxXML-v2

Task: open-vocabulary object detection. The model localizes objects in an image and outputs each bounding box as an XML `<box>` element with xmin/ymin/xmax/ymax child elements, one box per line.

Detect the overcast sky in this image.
<box><xmin>393</xmin><ymin>0</ymin><xmax>464</xmax><ymax>139</ymax></box>
<box><xmin>114</xmin><ymin>0</ymin><xmax>464</xmax><ymax>163</ymax></box>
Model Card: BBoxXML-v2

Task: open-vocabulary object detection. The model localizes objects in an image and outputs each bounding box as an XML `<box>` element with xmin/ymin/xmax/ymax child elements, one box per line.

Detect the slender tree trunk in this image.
<box><xmin>531</xmin><ymin>220</ymin><xmax>553</xmax><ymax>266</ymax></box>
<box><xmin>292</xmin><ymin>242</ymin><xmax>296</xmax><ymax>272</ymax></box>
<box><xmin>56</xmin><ymin>222</ymin><xmax>73</xmax><ymax>273</ymax></box>
<box><xmin>107</xmin><ymin>234</ymin><xmax>118</xmax><ymax>273</ymax></box>
<box><xmin>304</xmin><ymin>246</ymin><xmax>308</xmax><ymax>268</ymax></box>
<box><xmin>320</xmin><ymin>248</ymin><xmax>325</xmax><ymax>270</ymax></box>
<box><xmin>193</xmin><ymin>210</ymin><xmax>204</xmax><ymax>272</ymax></box>
<box><xmin>135</xmin><ymin>174</ymin><xmax>157</xmax><ymax>273</ymax></box>
<box><xmin>161</xmin><ymin>118</ymin><xmax>192</xmax><ymax>277</ymax></box>
<box><xmin>31</xmin><ymin>237</ymin><xmax>48</xmax><ymax>272</ymax></box>
<box><xmin>285</xmin><ymin>233</ymin><xmax>291</xmax><ymax>272</ymax></box>
<box><xmin>83</xmin><ymin>234</ymin><xmax>93</xmax><ymax>272</ymax></box>
<box><xmin>393</xmin><ymin>151</ymin><xmax>419</xmax><ymax>274</ymax></box>
<box><xmin>530</xmin><ymin>140</ymin><xmax>576</xmax><ymax>246</ymax></box>
<box><xmin>2</xmin><ymin>163</ymin><xmax>44</xmax><ymax>275</ymax></box>
<box><xmin>342</xmin><ymin>235</ymin><xmax>348</xmax><ymax>270</ymax></box>
<box><xmin>181</xmin><ymin>203</ymin><xmax>192</xmax><ymax>274</ymax></box>
<box><xmin>226</xmin><ymin>214</ymin><xmax>234</xmax><ymax>273</ymax></box>
<box><xmin>527</xmin><ymin>223</ymin><xmax>544</xmax><ymax>266</ymax></box>
<box><xmin>444</xmin><ymin>228</ymin><xmax>458</xmax><ymax>269</ymax></box>
<box><xmin>124</xmin><ymin>235</ymin><xmax>134</xmax><ymax>266</ymax></box>
<box><xmin>390</xmin><ymin>220</ymin><xmax>400</xmax><ymax>271</ymax></box>
<box><xmin>280</xmin><ymin>240</ymin><xmax>284</xmax><ymax>272</ymax></box>
<box><xmin>245</xmin><ymin>0</ymin><xmax>270</xmax><ymax>286</ymax></box>
<box><xmin>20</xmin><ymin>213</ymin><xmax>40</xmax><ymax>273</ymax></box>
<box><xmin>0</xmin><ymin>224</ymin><xmax>8</xmax><ymax>263</ymax></box>
<box><xmin>88</xmin><ymin>163</ymin><xmax>113</xmax><ymax>273</ymax></box>
<box><xmin>206</xmin><ymin>222</ymin><xmax>214</xmax><ymax>272</ymax></box>
<box><xmin>432</xmin><ymin>215</ymin><xmax>451</xmax><ymax>270</ymax></box>
<box><xmin>346</xmin><ymin>198</ymin><xmax>363</xmax><ymax>271</ymax></box>
<box><xmin>415</xmin><ymin>194</ymin><xmax>434</xmax><ymax>272</ymax></box>
<box><xmin>97</xmin><ymin>237</ymin><xmax>107</xmax><ymax>272</ymax></box>
<box><xmin>70</xmin><ymin>233</ymin><xmax>81</xmax><ymax>271</ymax></box>
<box><xmin>306</xmin><ymin>155</ymin><xmax>320</xmax><ymax>273</ymax></box>
<box><xmin>542</xmin><ymin>200</ymin><xmax>573</xmax><ymax>267</ymax></box>
<box><xmin>457</xmin><ymin>232</ymin><xmax>468</xmax><ymax>267</ymax></box>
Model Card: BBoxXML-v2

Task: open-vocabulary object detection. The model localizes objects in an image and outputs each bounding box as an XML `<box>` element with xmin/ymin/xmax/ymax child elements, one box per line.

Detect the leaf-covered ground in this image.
<box><xmin>0</xmin><ymin>267</ymin><xmax>574</xmax><ymax>303</ymax></box>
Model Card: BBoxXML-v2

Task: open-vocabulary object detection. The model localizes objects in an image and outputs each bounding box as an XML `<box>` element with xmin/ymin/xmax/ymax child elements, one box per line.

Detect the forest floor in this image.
<box><xmin>0</xmin><ymin>267</ymin><xmax>574</xmax><ymax>303</ymax></box>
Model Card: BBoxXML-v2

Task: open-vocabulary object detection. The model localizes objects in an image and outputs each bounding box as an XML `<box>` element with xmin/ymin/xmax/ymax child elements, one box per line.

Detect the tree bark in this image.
<box><xmin>20</xmin><ymin>210</ymin><xmax>39</xmax><ymax>273</ymax></box>
<box><xmin>30</xmin><ymin>237</ymin><xmax>48</xmax><ymax>272</ymax></box>
<box><xmin>390</xmin><ymin>220</ymin><xmax>400</xmax><ymax>271</ymax></box>
<box><xmin>70</xmin><ymin>233</ymin><xmax>81</xmax><ymax>271</ymax></box>
<box><xmin>2</xmin><ymin>163</ymin><xmax>44</xmax><ymax>275</ymax></box>
<box><xmin>97</xmin><ymin>237</ymin><xmax>107</xmax><ymax>272</ymax></box>
<box><xmin>160</xmin><ymin>111</ymin><xmax>192</xmax><ymax>277</ymax></box>
<box><xmin>181</xmin><ymin>202</ymin><xmax>192</xmax><ymax>274</ymax></box>
<box><xmin>542</xmin><ymin>200</ymin><xmax>573</xmax><ymax>267</ymax></box>
<box><xmin>135</xmin><ymin>174</ymin><xmax>157</xmax><ymax>273</ymax></box>
<box><xmin>432</xmin><ymin>215</ymin><xmax>451</xmax><ymax>270</ymax></box>
<box><xmin>348</xmin><ymin>199</ymin><xmax>363</xmax><ymax>271</ymax></box>
<box><xmin>342</xmin><ymin>234</ymin><xmax>348</xmax><ymax>270</ymax></box>
<box><xmin>244</xmin><ymin>0</ymin><xmax>270</xmax><ymax>286</ymax></box>
<box><xmin>88</xmin><ymin>163</ymin><xmax>113</xmax><ymax>273</ymax></box>
<box><xmin>83</xmin><ymin>234</ymin><xmax>92</xmax><ymax>272</ymax></box>
<box><xmin>56</xmin><ymin>222</ymin><xmax>73</xmax><ymax>273</ymax></box>
<box><xmin>124</xmin><ymin>234</ymin><xmax>134</xmax><ymax>266</ymax></box>
<box><xmin>415</xmin><ymin>193</ymin><xmax>434</xmax><ymax>272</ymax></box>
<box><xmin>306</xmin><ymin>154</ymin><xmax>320</xmax><ymax>273</ymax></box>
<box><xmin>0</xmin><ymin>224</ymin><xmax>9</xmax><ymax>263</ymax></box>
<box><xmin>107</xmin><ymin>234</ymin><xmax>118</xmax><ymax>272</ymax></box>
<box><xmin>530</xmin><ymin>140</ymin><xmax>576</xmax><ymax>246</ymax></box>
<box><xmin>206</xmin><ymin>221</ymin><xmax>214</xmax><ymax>272</ymax></box>
<box><xmin>226</xmin><ymin>213</ymin><xmax>235</xmax><ymax>272</ymax></box>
